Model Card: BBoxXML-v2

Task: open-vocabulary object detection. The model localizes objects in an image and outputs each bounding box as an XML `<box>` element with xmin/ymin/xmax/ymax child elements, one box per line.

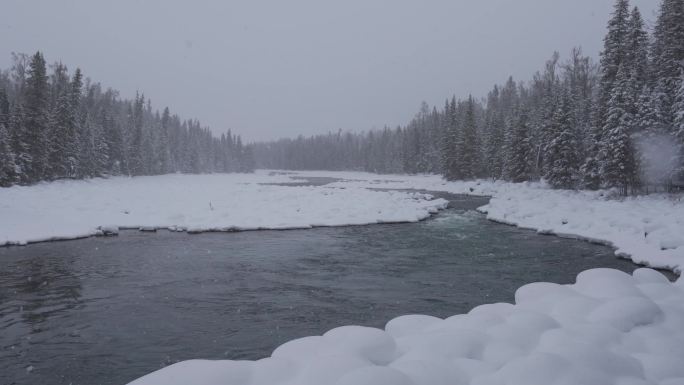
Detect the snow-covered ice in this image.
<box><xmin>128</xmin><ymin>268</ymin><xmax>684</xmax><ymax>385</ymax></box>
<box><xmin>0</xmin><ymin>171</ymin><xmax>447</xmax><ymax>246</ymax></box>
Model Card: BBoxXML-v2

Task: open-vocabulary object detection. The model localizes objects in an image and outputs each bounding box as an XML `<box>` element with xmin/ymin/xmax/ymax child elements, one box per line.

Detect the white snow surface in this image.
<box><xmin>2</xmin><ymin>169</ymin><xmax>682</xmax><ymax>273</ymax></box>
<box><xmin>0</xmin><ymin>171</ymin><xmax>448</xmax><ymax>246</ymax></box>
<box><xmin>129</xmin><ymin>268</ymin><xmax>684</xmax><ymax>385</ymax></box>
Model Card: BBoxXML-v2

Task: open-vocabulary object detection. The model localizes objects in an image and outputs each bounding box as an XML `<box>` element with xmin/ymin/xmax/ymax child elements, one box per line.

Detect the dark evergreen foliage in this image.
<box><xmin>0</xmin><ymin>53</ymin><xmax>253</xmax><ymax>187</ymax></box>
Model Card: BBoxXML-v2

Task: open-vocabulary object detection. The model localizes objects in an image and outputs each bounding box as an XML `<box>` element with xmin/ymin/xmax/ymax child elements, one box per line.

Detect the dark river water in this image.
<box><xmin>0</xmin><ymin>191</ymin><xmax>653</xmax><ymax>385</ymax></box>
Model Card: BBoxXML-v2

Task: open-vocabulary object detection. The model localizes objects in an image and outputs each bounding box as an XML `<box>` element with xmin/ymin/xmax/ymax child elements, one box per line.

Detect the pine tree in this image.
<box><xmin>674</xmin><ymin>70</ymin><xmax>684</xmax><ymax>180</ymax></box>
<box><xmin>582</xmin><ymin>0</ymin><xmax>630</xmax><ymax>190</ymax></box>
<box><xmin>483</xmin><ymin>86</ymin><xmax>505</xmax><ymax>179</ymax></box>
<box><xmin>596</xmin><ymin>0</ymin><xmax>630</xmax><ymax>128</ymax></box>
<box><xmin>158</xmin><ymin>107</ymin><xmax>171</xmax><ymax>174</ymax></box>
<box><xmin>127</xmin><ymin>93</ymin><xmax>145</xmax><ymax>175</ymax></box>
<box><xmin>503</xmin><ymin>107</ymin><xmax>535</xmax><ymax>182</ymax></box>
<box><xmin>441</xmin><ymin>98</ymin><xmax>460</xmax><ymax>180</ymax></box>
<box><xmin>460</xmin><ymin>96</ymin><xmax>480</xmax><ymax>179</ymax></box>
<box><xmin>650</xmin><ymin>0</ymin><xmax>684</xmax><ymax>130</ymax></box>
<box><xmin>625</xmin><ymin>7</ymin><xmax>649</xmax><ymax>102</ymax></box>
<box><xmin>0</xmin><ymin>88</ymin><xmax>9</xmax><ymax>128</ymax></box>
<box><xmin>23</xmin><ymin>51</ymin><xmax>50</xmax><ymax>182</ymax></box>
<box><xmin>536</xmin><ymin>54</ymin><xmax>560</xmax><ymax>176</ymax></box>
<box><xmin>0</xmin><ymin>123</ymin><xmax>16</xmax><ymax>186</ymax></box>
<box><xmin>90</xmin><ymin>118</ymin><xmax>109</xmax><ymax>175</ymax></box>
<box><xmin>48</xmin><ymin>92</ymin><xmax>76</xmax><ymax>178</ymax></box>
<box><xmin>600</xmin><ymin>64</ymin><xmax>640</xmax><ymax>193</ymax></box>
<box><xmin>8</xmin><ymin>103</ymin><xmax>30</xmax><ymax>182</ymax></box>
<box><xmin>545</xmin><ymin>91</ymin><xmax>581</xmax><ymax>189</ymax></box>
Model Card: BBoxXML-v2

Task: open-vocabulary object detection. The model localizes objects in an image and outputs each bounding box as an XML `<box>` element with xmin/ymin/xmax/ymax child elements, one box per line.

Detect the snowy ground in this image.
<box><xmin>0</xmin><ymin>171</ymin><xmax>448</xmax><ymax>246</ymax></box>
<box><xmin>129</xmin><ymin>267</ymin><xmax>684</xmax><ymax>385</ymax></box>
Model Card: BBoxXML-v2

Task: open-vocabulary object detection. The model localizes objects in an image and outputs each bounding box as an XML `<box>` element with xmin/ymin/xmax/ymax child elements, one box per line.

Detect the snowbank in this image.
<box><xmin>288</xmin><ymin>170</ymin><xmax>684</xmax><ymax>274</ymax></box>
<box><xmin>480</xmin><ymin>187</ymin><xmax>684</xmax><ymax>274</ymax></box>
<box><xmin>2</xmin><ymin>169</ymin><xmax>682</xmax><ymax>273</ymax></box>
<box><xmin>128</xmin><ymin>268</ymin><xmax>684</xmax><ymax>385</ymax></box>
<box><xmin>0</xmin><ymin>172</ymin><xmax>447</xmax><ymax>246</ymax></box>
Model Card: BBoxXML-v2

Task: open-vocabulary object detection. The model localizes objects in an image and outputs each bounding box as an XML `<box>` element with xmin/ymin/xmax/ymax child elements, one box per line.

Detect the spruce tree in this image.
<box><xmin>545</xmin><ymin>91</ymin><xmax>581</xmax><ymax>189</ymax></box>
<box><xmin>8</xmin><ymin>103</ymin><xmax>29</xmax><ymax>182</ymax></box>
<box><xmin>48</xmin><ymin>91</ymin><xmax>77</xmax><ymax>178</ymax></box>
<box><xmin>460</xmin><ymin>96</ymin><xmax>480</xmax><ymax>179</ymax></box>
<box><xmin>582</xmin><ymin>0</ymin><xmax>630</xmax><ymax>190</ymax></box>
<box><xmin>625</xmin><ymin>7</ymin><xmax>649</xmax><ymax>99</ymax></box>
<box><xmin>127</xmin><ymin>93</ymin><xmax>145</xmax><ymax>175</ymax></box>
<box><xmin>0</xmin><ymin>123</ymin><xmax>16</xmax><ymax>186</ymax></box>
<box><xmin>0</xmin><ymin>88</ymin><xmax>9</xmax><ymax>127</ymax></box>
<box><xmin>23</xmin><ymin>51</ymin><xmax>50</xmax><ymax>181</ymax></box>
<box><xmin>651</xmin><ymin>0</ymin><xmax>684</xmax><ymax>130</ymax></box>
<box><xmin>503</xmin><ymin>107</ymin><xmax>535</xmax><ymax>182</ymax></box>
<box><xmin>596</xmin><ymin>0</ymin><xmax>630</xmax><ymax>125</ymax></box>
<box><xmin>483</xmin><ymin>86</ymin><xmax>503</xmax><ymax>178</ymax></box>
<box><xmin>441</xmin><ymin>98</ymin><xmax>460</xmax><ymax>180</ymax></box>
<box><xmin>600</xmin><ymin>65</ymin><xmax>640</xmax><ymax>193</ymax></box>
<box><xmin>158</xmin><ymin>107</ymin><xmax>171</xmax><ymax>173</ymax></box>
<box><xmin>674</xmin><ymin>70</ymin><xmax>684</xmax><ymax>180</ymax></box>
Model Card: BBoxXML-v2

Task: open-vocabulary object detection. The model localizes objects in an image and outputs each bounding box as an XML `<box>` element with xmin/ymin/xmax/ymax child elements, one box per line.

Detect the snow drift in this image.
<box><xmin>128</xmin><ymin>268</ymin><xmax>684</xmax><ymax>385</ymax></box>
<box><xmin>0</xmin><ymin>172</ymin><xmax>447</xmax><ymax>246</ymax></box>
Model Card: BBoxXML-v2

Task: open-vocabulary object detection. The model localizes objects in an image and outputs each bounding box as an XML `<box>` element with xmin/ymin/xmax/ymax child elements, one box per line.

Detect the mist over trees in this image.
<box><xmin>0</xmin><ymin>52</ymin><xmax>254</xmax><ymax>187</ymax></box>
<box><xmin>256</xmin><ymin>0</ymin><xmax>684</xmax><ymax>194</ymax></box>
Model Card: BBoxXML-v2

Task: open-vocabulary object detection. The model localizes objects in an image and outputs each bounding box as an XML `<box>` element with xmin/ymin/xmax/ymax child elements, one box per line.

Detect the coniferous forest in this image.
<box><xmin>0</xmin><ymin>52</ymin><xmax>254</xmax><ymax>187</ymax></box>
<box><xmin>255</xmin><ymin>0</ymin><xmax>684</xmax><ymax>194</ymax></box>
<box><xmin>1</xmin><ymin>0</ymin><xmax>683</xmax><ymax>195</ymax></box>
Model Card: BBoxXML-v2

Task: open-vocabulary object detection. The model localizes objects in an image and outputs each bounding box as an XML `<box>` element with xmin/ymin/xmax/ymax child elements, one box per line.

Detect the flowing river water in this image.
<box><xmin>0</xmin><ymin>184</ymin><xmax>663</xmax><ymax>385</ymax></box>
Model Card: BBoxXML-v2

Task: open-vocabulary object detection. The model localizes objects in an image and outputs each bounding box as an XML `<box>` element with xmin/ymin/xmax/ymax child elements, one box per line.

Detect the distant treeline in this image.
<box><xmin>0</xmin><ymin>53</ymin><xmax>254</xmax><ymax>187</ymax></box>
<box><xmin>255</xmin><ymin>0</ymin><xmax>684</xmax><ymax>194</ymax></box>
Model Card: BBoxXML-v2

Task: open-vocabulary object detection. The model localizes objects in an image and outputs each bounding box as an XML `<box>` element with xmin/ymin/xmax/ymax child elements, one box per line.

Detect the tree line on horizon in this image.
<box><xmin>0</xmin><ymin>53</ymin><xmax>254</xmax><ymax>187</ymax></box>
<box><xmin>255</xmin><ymin>0</ymin><xmax>684</xmax><ymax>194</ymax></box>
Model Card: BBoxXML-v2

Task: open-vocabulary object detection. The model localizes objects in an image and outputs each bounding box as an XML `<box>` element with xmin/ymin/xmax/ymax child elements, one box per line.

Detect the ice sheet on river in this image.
<box><xmin>128</xmin><ymin>268</ymin><xmax>684</xmax><ymax>385</ymax></box>
<box><xmin>0</xmin><ymin>172</ymin><xmax>447</xmax><ymax>246</ymax></box>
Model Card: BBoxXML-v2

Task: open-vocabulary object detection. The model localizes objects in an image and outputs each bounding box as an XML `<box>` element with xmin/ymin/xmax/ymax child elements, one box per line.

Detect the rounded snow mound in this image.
<box><xmin>128</xmin><ymin>268</ymin><xmax>684</xmax><ymax>385</ymax></box>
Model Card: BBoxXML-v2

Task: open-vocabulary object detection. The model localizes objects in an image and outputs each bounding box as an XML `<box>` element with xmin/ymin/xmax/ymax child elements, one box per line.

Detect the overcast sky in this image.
<box><xmin>2</xmin><ymin>0</ymin><xmax>659</xmax><ymax>142</ymax></box>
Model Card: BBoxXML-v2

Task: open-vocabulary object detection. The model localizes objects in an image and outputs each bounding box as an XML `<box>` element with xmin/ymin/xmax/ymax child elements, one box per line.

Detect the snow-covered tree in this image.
<box><xmin>23</xmin><ymin>52</ymin><xmax>50</xmax><ymax>182</ymax></box>
<box><xmin>442</xmin><ymin>98</ymin><xmax>460</xmax><ymax>180</ymax></box>
<box><xmin>674</xmin><ymin>70</ymin><xmax>684</xmax><ymax>180</ymax></box>
<box><xmin>545</xmin><ymin>91</ymin><xmax>581</xmax><ymax>189</ymax></box>
<box><xmin>460</xmin><ymin>96</ymin><xmax>480</xmax><ymax>179</ymax></box>
<box><xmin>0</xmin><ymin>123</ymin><xmax>16</xmax><ymax>186</ymax></box>
<box><xmin>600</xmin><ymin>65</ymin><xmax>640</xmax><ymax>193</ymax></box>
<box><xmin>484</xmin><ymin>88</ymin><xmax>506</xmax><ymax>179</ymax></box>
<box><xmin>503</xmin><ymin>107</ymin><xmax>535</xmax><ymax>183</ymax></box>
<box><xmin>650</xmin><ymin>0</ymin><xmax>684</xmax><ymax>144</ymax></box>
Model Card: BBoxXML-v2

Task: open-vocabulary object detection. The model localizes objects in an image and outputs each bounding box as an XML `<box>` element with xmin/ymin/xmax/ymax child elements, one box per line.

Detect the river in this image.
<box><xmin>0</xmin><ymin>189</ymin><xmax>654</xmax><ymax>385</ymax></box>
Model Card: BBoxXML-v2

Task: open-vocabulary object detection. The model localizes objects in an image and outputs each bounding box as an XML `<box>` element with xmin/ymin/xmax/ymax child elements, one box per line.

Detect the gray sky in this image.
<box><xmin>2</xmin><ymin>0</ymin><xmax>658</xmax><ymax>142</ymax></box>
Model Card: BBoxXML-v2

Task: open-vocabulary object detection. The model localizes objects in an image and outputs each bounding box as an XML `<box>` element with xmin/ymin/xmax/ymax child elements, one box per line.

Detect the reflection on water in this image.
<box><xmin>0</xmin><ymin>193</ymin><xmax>650</xmax><ymax>385</ymax></box>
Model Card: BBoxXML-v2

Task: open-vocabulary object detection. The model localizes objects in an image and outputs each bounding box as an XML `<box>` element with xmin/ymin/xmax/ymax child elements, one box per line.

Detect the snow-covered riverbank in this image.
<box><xmin>129</xmin><ymin>267</ymin><xmax>684</xmax><ymax>385</ymax></box>
<box><xmin>2</xmin><ymin>170</ymin><xmax>682</xmax><ymax>274</ymax></box>
<box><xmin>0</xmin><ymin>172</ymin><xmax>447</xmax><ymax>246</ymax></box>
<box><xmin>293</xmin><ymin>170</ymin><xmax>684</xmax><ymax>274</ymax></box>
